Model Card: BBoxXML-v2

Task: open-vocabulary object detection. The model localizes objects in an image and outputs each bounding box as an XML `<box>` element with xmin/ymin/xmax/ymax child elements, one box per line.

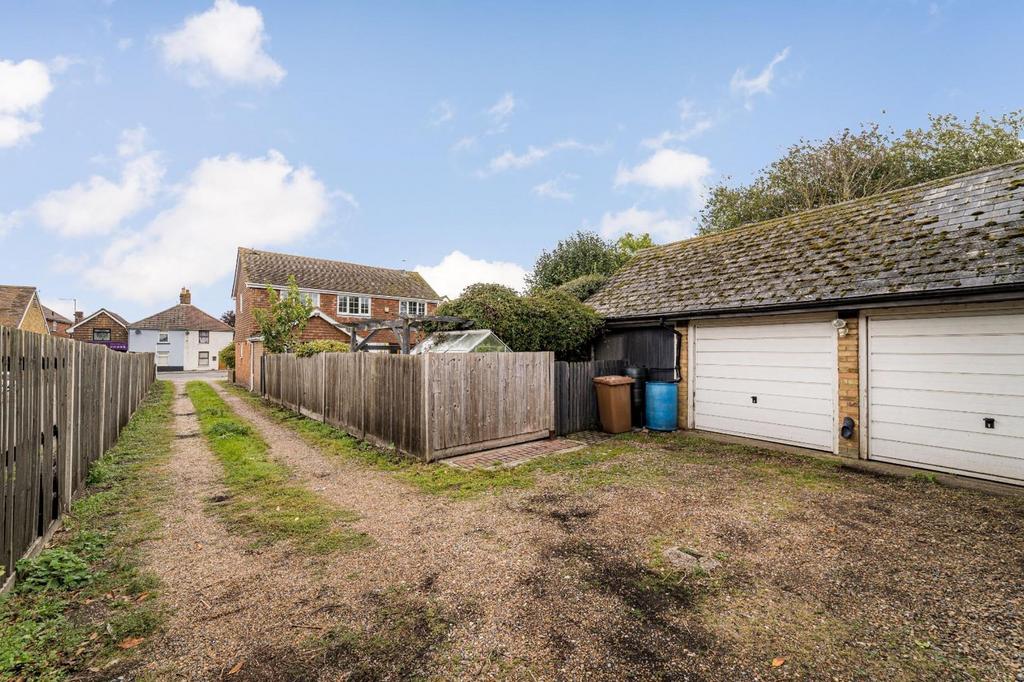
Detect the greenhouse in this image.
<box><xmin>410</xmin><ymin>329</ymin><xmax>511</xmax><ymax>354</ymax></box>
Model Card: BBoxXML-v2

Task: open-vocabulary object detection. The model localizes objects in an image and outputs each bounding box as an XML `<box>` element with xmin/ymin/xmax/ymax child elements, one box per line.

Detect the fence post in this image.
<box><xmin>422</xmin><ymin>352</ymin><xmax>431</xmax><ymax>461</ymax></box>
<box><xmin>321</xmin><ymin>352</ymin><xmax>327</xmax><ymax>423</ymax></box>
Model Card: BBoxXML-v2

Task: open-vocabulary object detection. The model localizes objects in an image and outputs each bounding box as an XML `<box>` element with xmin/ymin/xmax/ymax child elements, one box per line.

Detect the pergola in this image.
<box><xmin>343</xmin><ymin>315</ymin><xmax>469</xmax><ymax>354</ymax></box>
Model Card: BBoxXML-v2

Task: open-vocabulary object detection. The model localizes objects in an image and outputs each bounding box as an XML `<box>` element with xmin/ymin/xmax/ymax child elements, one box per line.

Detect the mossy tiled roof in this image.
<box><xmin>588</xmin><ymin>160</ymin><xmax>1024</xmax><ymax>319</ymax></box>
<box><xmin>237</xmin><ymin>247</ymin><xmax>440</xmax><ymax>301</ymax></box>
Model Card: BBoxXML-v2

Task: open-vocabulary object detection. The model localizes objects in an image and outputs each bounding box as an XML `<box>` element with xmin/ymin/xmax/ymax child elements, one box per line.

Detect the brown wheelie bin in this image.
<box><xmin>593</xmin><ymin>375</ymin><xmax>635</xmax><ymax>434</ymax></box>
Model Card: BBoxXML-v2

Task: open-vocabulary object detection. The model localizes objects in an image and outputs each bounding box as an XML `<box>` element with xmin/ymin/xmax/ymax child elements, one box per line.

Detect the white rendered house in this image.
<box><xmin>128</xmin><ymin>288</ymin><xmax>234</xmax><ymax>371</ymax></box>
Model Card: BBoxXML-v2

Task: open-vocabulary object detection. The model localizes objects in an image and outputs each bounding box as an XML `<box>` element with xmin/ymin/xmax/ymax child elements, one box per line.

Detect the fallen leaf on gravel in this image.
<box><xmin>771</xmin><ymin>657</ymin><xmax>786</xmax><ymax>667</ymax></box>
<box><xmin>88</xmin><ymin>632</ymin><xmax>98</xmax><ymax>640</ymax></box>
<box><xmin>117</xmin><ymin>637</ymin><xmax>145</xmax><ymax>649</ymax></box>
<box><xmin>227</xmin><ymin>660</ymin><xmax>245</xmax><ymax>675</ymax></box>
<box><xmin>136</xmin><ymin>592</ymin><xmax>150</xmax><ymax>602</ymax></box>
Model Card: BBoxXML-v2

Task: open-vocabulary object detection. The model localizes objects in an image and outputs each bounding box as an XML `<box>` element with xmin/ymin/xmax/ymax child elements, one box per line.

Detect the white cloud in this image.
<box><xmin>598</xmin><ymin>207</ymin><xmax>692</xmax><ymax>242</ymax></box>
<box><xmin>415</xmin><ymin>250</ymin><xmax>527</xmax><ymax>298</ymax></box>
<box><xmin>641</xmin><ymin>99</ymin><xmax>714</xmax><ymax>149</ymax></box>
<box><xmin>482</xmin><ymin>139</ymin><xmax>603</xmax><ymax>176</ymax></box>
<box><xmin>486</xmin><ymin>92</ymin><xmax>517</xmax><ymax>131</ymax></box>
<box><xmin>0</xmin><ymin>58</ymin><xmax>53</xmax><ymax>147</ymax></box>
<box><xmin>84</xmin><ymin>150</ymin><xmax>329</xmax><ymax>303</ymax></box>
<box><xmin>158</xmin><ymin>0</ymin><xmax>285</xmax><ymax>88</ymax></box>
<box><xmin>730</xmin><ymin>47</ymin><xmax>790</xmax><ymax>108</ymax></box>
<box><xmin>533</xmin><ymin>173</ymin><xmax>577</xmax><ymax>201</ymax></box>
<box><xmin>430</xmin><ymin>99</ymin><xmax>455</xmax><ymax>126</ymax></box>
<box><xmin>26</xmin><ymin>128</ymin><xmax>163</xmax><ymax>237</ymax></box>
<box><xmin>615</xmin><ymin>148</ymin><xmax>711</xmax><ymax>192</ymax></box>
<box><xmin>450</xmin><ymin>135</ymin><xmax>477</xmax><ymax>153</ymax></box>
<box><xmin>117</xmin><ymin>38</ymin><xmax>135</xmax><ymax>52</ymax></box>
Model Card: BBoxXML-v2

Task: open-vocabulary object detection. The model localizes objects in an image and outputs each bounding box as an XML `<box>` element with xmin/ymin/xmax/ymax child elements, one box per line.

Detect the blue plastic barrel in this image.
<box><xmin>645</xmin><ymin>381</ymin><xmax>679</xmax><ymax>431</ymax></box>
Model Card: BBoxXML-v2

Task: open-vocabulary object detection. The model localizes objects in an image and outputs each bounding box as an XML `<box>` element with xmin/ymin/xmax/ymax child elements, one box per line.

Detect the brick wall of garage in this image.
<box><xmin>675</xmin><ymin>324</ymin><xmax>688</xmax><ymax>429</ymax></box>
<box><xmin>837</xmin><ymin>315</ymin><xmax>860</xmax><ymax>458</ymax></box>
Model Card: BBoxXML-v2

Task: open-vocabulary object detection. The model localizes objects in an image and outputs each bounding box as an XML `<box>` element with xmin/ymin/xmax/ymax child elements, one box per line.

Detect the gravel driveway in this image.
<box><xmin>136</xmin><ymin>376</ymin><xmax>1024</xmax><ymax>681</ymax></box>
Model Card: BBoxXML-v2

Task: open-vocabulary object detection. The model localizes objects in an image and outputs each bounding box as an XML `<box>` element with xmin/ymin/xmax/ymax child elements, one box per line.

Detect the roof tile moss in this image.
<box><xmin>588</xmin><ymin>160</ymin><xmax>1024</xmax><ymax>318</ymax></box>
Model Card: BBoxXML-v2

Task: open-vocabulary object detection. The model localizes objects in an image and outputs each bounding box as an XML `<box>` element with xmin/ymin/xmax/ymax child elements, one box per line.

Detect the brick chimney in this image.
<box><xmin>180</xmin><ymin>287</ymin><xmax>191</xmax><ymax>305</ymax></box>
<box><xmin>74</xmin><ymin>311</ymin><xmax>83</xmax><ymax>323</ymax></box>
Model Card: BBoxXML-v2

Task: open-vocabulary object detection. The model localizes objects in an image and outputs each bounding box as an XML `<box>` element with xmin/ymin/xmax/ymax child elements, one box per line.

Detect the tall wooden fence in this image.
<box><xmin>0</xmin><ymin>327</ymin><xmax>155</xmax><ymax>586</ymax></box>
<box><xmin>554</xmin><ymin>359</ymin><xmax>626</xmax><ymax>435</ymax></box>
<box><xmin>262</xmin><ymin>351</ymin><xmax>555</xmax><ymax>461</ymax></box>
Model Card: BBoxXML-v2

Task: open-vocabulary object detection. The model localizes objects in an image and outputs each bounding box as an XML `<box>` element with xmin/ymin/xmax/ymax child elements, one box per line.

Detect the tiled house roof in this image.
<box><xmin>235</xmin><ymin>248</ymin><xmax>441</xmax><ymax>301</ymax></box>
<box><xmin>587</xmin><ymin>160</ymin><xmax>1024</xmax><ymax>319</ymax></box>
<box><xmin>130</xmin><ymin>304</ymin><xmax>233</xmax><ymax>332</ymax></box>
<box><xmin>0</xmin><ymin>285</ymin><xmax>38</xmax><ymax>328</ymax></box>
<box><xmin>41</xmin><ymin>305</ymin><xmax>72</xmax><ymax>325</ymax></box>
<box><xmin>68</xmin><ymin>308</ymin><xmax>130</xmax><ymax>332</ymax></box>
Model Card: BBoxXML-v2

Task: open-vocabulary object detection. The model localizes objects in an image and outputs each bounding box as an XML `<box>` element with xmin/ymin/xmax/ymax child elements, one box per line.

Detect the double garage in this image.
<box><xmin>687</xmin><ymin>305</ymin><xmax>1024</xmax><ymax>486</ymax></box>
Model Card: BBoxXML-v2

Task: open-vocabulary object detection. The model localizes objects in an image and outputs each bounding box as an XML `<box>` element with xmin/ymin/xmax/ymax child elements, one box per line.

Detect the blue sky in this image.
<box><xmin>1</xmin><ymin>1</ymin><xmax>1022</xmax><ymax>322</ymax></box>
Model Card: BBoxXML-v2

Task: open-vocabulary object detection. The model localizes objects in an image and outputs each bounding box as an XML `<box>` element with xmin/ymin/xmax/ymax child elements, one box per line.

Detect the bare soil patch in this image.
<box><xmin>135</xmin><ymin>379</ymin><xmax>1024</xmax><ymax>680</ymax></box>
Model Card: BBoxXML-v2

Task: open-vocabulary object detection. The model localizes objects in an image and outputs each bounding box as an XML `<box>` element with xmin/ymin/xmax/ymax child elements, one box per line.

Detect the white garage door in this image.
<box><xmin>693</xmin><ymin>321</ymin><xmax>836</xmax><ymax>451</ymax></box>
<box><xmin>868</xmin><ymin>312</ymin><xmax>1024</xmax><ymax>485</ymax></box>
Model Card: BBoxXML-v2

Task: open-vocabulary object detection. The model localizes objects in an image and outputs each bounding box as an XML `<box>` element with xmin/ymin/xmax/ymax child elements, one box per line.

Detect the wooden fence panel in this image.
<box><xmin>0</xmin><ymin>327</ymin><xmax>155</xmax><ymax>587</ymax></box>
<box><xmin>264</xmin><ymin>351</ymin><xmax>554</xmax><ymax>461</ymax></box>
<box><xmin>554</xmin><ymin>359</ymin><xmax>626</xmax><ymax>435</ymax></box>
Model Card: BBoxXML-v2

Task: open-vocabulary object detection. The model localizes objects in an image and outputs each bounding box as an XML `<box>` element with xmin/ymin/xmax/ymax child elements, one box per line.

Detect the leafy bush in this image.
<box><xmin>295</xmin><ymin>340</ymin><xmax>350</xmax><ymax>357</ymax></box>
<box><xmin>15</xmin><ymin>548</ymin><xmax>92</xmax><ymax>593</ymax></box>
<box><xmin>219</xmin><ymin>343</ymin><xmax>235</xmax><ymax>369</ymax></box>
<box><xmin>557</xmin><ymin>273</ymin><xmax>609</xmax><ymax>301</ymax></box>
<box><xmin>432</xmin><ymin>283</ymin><xmax>602</xmax><ymax>360</ymax></box>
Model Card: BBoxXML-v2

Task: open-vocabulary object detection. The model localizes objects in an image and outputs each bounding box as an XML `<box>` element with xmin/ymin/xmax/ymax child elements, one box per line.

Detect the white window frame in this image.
<box><xmin>199</xmin><ymin>330</ymin><xmax>210</xmax><ymax>344</ymax></box>
<box><xmin>277</xmin><ymin>288</ymin><xmax>319</xmax><ymax>308</ymax></box>
<box><xmin>337</xmin><ymin>295</ymin><xmax>371</xmax><ymax>317</ymax></box>
<box><xmin>198</xmin><ymin>351</ymin><xmax>210</xmax><ymax>367</ymax></box>
<box><xmin>156</xmin><ymin>351</ymin><xmax>169</xmax><ymax>367</ymax></box>
<box><xmin>400</xmin><ymin>300</ymin><xmax>427</xmax><ymax>317</ymax></box>
<box><xmin>158</xmin><ymin>332</ymin><xmax>169</xmax><ymax>343</ymax></box>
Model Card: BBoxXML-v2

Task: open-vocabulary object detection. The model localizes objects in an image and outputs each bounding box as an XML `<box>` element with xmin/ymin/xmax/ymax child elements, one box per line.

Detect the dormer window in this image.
<box><xmin>338</xmin><ymin>295</ymin><xmax>370</xmax><ymax>316</ymax></box>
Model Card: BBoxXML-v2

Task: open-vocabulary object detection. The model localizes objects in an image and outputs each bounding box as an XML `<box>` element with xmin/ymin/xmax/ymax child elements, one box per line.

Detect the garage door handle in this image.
<box><xmin>751</xmin><ymin>396</ymin><xmax>757</xmax><ymax>404</ymax></box>
<box><xmin>984</xmin><ymin>417</ymin><xmax>995</xmax><ymax>429</ymax></box>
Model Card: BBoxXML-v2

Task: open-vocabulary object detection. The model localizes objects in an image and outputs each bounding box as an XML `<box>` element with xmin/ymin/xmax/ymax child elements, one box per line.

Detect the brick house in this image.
<box><xmin>588</xmin><ymin>161</ymin><xmax>1024</xmax><ymax>487</ymax></box>
<box><xmin>67</xmin><ymin>308</ymin><xmax>130</xmax><ymax>351</ymax></box>
<box><xmin>0</xmin><ymin>285</ymin><xmax>49</xmax><ymax>334</ymax></box>
<box><xmin>231</xmin><ymin>247</ymin><xmax>442</xmax><ymax>391</ymax></box>
<box><xmin>41</xmin><ymin>305</ymin><xmax>73</xmax><ymax>337</ymax></box>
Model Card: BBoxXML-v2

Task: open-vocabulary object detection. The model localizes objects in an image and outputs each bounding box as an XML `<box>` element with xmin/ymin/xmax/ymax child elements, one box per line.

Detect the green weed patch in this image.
<box><xmin>186</xmin><ymin>382</ymin><xmax>370</xmax><ymax>554</ymax></box>
<box><xmin>0</xmin><ymin>381</ymin><xmax>174</xmax><ymax>680</ymax></box>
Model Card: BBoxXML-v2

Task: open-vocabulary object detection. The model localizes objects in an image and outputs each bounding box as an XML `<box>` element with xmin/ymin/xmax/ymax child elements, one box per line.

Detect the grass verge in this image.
<box><xmin>0</xmin><ymin>381</ymin><xmax>174</xmax><ymax>680</ymax></box>
<box><xmin>186</xmin><ymin>381</ymin><xmax>370</xmax><ymax>554</ymax></box>
<box><xmin>220</xmin><ymin>381</ymin><xmax>639</xmax><ymax>499</ymax></box>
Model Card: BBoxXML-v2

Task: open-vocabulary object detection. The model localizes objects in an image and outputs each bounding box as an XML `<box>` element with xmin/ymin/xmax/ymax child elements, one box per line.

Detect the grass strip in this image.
<box><xmin>0</xmin><ymin>381</ymin><xmax>174</xmax><ymax>680</ymax></box>
<box><xmin>185</xmin><ymin>381</ymin><xmax>370</xmax><ymax>554</ymax></box>
<box><xmin>220</xmin><ymin>381</ymin><xmax>638</xmax><ymax>499</ymax></box>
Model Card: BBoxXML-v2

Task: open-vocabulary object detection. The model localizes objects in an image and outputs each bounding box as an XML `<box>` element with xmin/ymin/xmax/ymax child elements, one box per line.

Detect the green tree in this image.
<box><xmin>219</xmin><ymin>343</ymin><xmax>235</xmax><ymax>369</ymax></box>
<box><xmin>699</xmin><ymin>111</ymin><xmax>1024</xmax><ymax>234</ymax></box>
<box><xmin>432</xmin><ymin>283</ymin><xmax>602</xmax><ymax>360</ymax></box>
<box><xmin>613</xmin><ymin>232</ymin><xmax>654</xmax><ymax>260</ymax></box>
<box><xmin>253</xmin><ymin>276</ymin><xmax>314</xmax><ymax>353</ymax></box>
<box><xmin>527</xmin><ymin>230</ymin><xmax>654</xmax><ymax>291</ymax></box>
<box><xmin>527</xmin><ymin>231</ymin><xmax>624</xmax><ymax>291</ymax></box>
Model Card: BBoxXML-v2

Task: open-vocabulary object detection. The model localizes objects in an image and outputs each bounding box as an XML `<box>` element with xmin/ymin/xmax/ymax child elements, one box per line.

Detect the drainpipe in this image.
<box><xmin>660</xmin><ymin>317</ymin><xmax>685</xmax><ymax>381</ymax></box>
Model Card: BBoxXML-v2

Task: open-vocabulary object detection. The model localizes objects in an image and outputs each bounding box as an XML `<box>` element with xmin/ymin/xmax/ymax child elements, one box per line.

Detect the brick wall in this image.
<box><xmin>237</xmin><ymin>285</ymin><xmax>437</xmax><ymax>348</ymax></box>
<box><xmin>20</xmin><ymin>301</ymin><xmax>48</xmax><ymax>335</ymax></box>
<box><xmin>837</xmin><ymin>316</ymin><xmax>860</xmax><ymax>458</ymax></box>
<box><xmin>299</xmin><ymin>316</ymin><xmax>351</xmax><ymax>343</ymax></box>
<box><xmin>675</xmin><ymin>324</ymin><xmax>688</xmax><ymax>429</ymax></box>
<box><xmin>70</xmin><ymin>312</ymin><xmax>128</xmax><ymax>345</ymax></box>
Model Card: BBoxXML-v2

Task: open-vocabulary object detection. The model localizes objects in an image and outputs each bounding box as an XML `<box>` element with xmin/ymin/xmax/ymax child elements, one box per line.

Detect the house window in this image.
<box><xmin>158</xmin><ymin>333</ymin><xmax>169</xmax><ymax>343</ymax></box>
<box><xmin>199</xmin><ymin>330</ymin><xmax>210</xmax><ymax>344</ymax></box>
<box><xmin>93</xmin><ymin>328</ymin><xmax>111</xmax><ymax>341</ymax></box>
<box><xmin>400</xmin><ymin>300</ymin><xmax>427</xmax><ymax>317</ymax></box>
<box><xmin>278</xmin><ymin>288</ymin><xmax>319</xmax><ymax>307</ymax></box>
<box><xmin>338</xmin><ymin>295</ymin><xmax>370</xmax><ymax>316</ymax></box>
<box><xmin>198</xmin><ymin>351</ymin><xmax>210</xmax><ymax>367</ymax></box>
<box><xmin>156</xmin><ymin>351</ymin><xmax>169</xmax><ymax>367</ymax></box>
